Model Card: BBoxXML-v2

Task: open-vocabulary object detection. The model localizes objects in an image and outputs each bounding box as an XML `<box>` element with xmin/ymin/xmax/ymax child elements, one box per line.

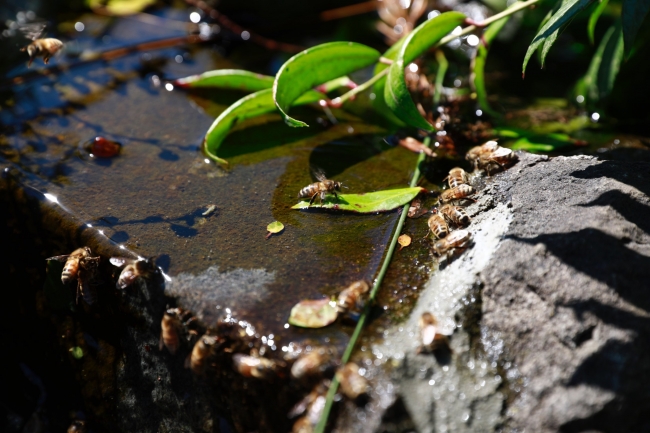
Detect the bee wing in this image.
<box><xmin>310</xmin><ymin>167</ymin><xmax>328</xmax><ymax>182</ymax></box>
<box><xmin>18</xmin><ymin>22</ymin><xmax>46</xmax><ymax>41</ymax></box>
<box><xmin>47</xmin><ymin>255</ymin><xmax>69</xmax><ymax>262</ymax></box>
<box><xmin>110</xmin><ymin>257</ymin><xmax>129</xmax><ymax>267</ymax></box>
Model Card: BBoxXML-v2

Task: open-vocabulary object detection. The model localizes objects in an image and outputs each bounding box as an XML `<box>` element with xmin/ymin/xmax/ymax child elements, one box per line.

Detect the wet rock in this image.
<box><xmin>344</xmin><ymin>152</ymin><xmax>650</xmax><ymax>433</ymax></box>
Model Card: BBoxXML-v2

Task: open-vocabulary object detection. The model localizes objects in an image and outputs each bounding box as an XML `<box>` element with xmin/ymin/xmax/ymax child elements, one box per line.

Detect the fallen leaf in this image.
<box><xmin>288</xmin><ymin>298</ymin><xmax>338</xmax><ymax>328</ymax></box>
<box><xmin>266</xmin><ymin>221</ymin><xmax>284</xmax><ymax>239</ymax></box>
<box><xmin>202</xmin><ymin>205</ymin><xmax>217</xmax><ymax>216</ymax></box>
<box><xmin>398</xmin><ymin>234</ymin><xmax>411</xmax><ymax>250</ymax></box>
<box><xmin>398</xmin><ymin>137</ymin><xmax>436</xmax><ymax>157</ymax></box>
<box><xmin>292</xmin><ymin>187</ymin><xmax>425</xmax><ymax>213</ymax></box>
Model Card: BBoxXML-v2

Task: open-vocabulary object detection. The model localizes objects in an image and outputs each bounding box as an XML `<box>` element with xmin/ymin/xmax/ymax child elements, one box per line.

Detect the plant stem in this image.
<box><xmin>438</xmin><ymin>0</ymin><xmax>540</xmax><ymax>46</ymax></box>
<box><xmin>331</xmin><ymin>68</ymin><xmax>389</xmax><ymax>106</ymax></box>
<box><xmin>314</xmin><ymin>137</ymin><xmax>431</xmax><ymax>433</ymax></box>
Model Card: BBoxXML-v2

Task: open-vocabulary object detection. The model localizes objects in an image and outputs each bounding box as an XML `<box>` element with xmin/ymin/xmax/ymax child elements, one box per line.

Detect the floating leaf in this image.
<box><xmin>274</xmin><ymin>42</ymin><xmax>381</xmax><ymax>127</ymax></box>
<box><xmin>204</xmin><ymin>88</ymin><xmax>324</xmax><ymax>164</ymax></box>
<box><xmin>588</xmin><ymin>0</ymin><xmax>610</xmax><ymax>44</ymax></box>
<box><xmin>384</xmin><ymin>12</ymin><xmax>466</xmax><ymax>130</ymax></box>
<box><xmin>288</xmin><ymin>298</ymin><xmax>338</xmax><ymax>328</ymax></box>
<box><xmin>522</xmin><ymin>0</ymin><xmax>595</xmax><ymax>76</ymax></box>
<box><xmin>266</xmin><ymin>221</ymin><xmax>284</xmax><ymax>239</ymax></box>
<box><xmin>621</xmin><ymin>0</ymin><xmax>650</xmax><ymax>53</ymax></box>
<box><xmin>398</xmin><ymin>234</ymin><xmax>412</xmax><ymax>250</ymax></box>
<box><xmin>172</xmin><ymin>70</ymin><xmax>275</xmax><ymax>91</ymax></box>
<box><xmin>70</xmin><ymin>346</ymin><xmax>83</xmax><ymax>359</ymax></box>
<box><xmin>292</xmin><ymin>187</ymin><xmax>425</xmax><ymax>213</ymax></box>
<box><xmin>472</xmin><ymin>16</ymin><xmax>510</xmax><ymax>117</ymax></box>
<box><xmin>87</xmin><ymin>0</ymin><xmax>157</xmax><ymax>16</ymax></box>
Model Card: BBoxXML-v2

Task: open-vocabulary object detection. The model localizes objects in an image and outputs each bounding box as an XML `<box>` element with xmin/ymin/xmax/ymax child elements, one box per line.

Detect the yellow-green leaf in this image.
<box><xmin>267</xmin><ymin>221</ymin><xmax>284</xmax><ymax>233</ymax></box>
<box><xmin>292</xmin><ymin>187</ymin><xmax>425</xmax><ymax>213</ymax></box>
<box><xmin>288</xmin><ymin>298</ymin><xmax>338</xmax><ymax>328</ymax></box>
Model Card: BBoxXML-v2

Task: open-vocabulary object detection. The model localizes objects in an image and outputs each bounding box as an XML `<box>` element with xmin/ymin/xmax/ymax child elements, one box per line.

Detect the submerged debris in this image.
<box><xmin>88</xmin><ymin>137</ymin><xmax>122</xmax><ymax>158</ymax></box>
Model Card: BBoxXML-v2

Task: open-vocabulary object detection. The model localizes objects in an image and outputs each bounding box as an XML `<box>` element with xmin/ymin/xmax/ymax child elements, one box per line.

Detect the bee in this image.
<box><xmin>159</xmin><ymin>308</ymin><xmax>184</xmax><ymax>354</ymax></box>
<box><xmin>290</xmin><ymin>350</ymin><xmax>331</xmax><ymax>380</ymax></box>
<box><xmin>232</xmin><ymin>352</ymin><xmax>279</xmax><ymax>380</ymax></box>
<box><xmin>67</xmin><ymin>420</ymin><xmax>86</xmax><ymax>433</ymax></box>
<box><xmin>439</xmin><ymin>184</ymin><xmax>475</xmax><ymax>205</ymax></box>
<box><xmin>417</xmin><ymin>312</ymin><xmax>450</xmax><ymax>354</ymax></box>
<box><xmin>21</xmin><ymin>35</ymin><xmax>63</xmax><ymax>67</ymax></box>
<box><xmin>336</xmin><ymin>280</ymin><xmax>370</xmax><ymax>314</ymax></box>
<box><xmin>479</xmin><ymin>146</ymin><xmax>518</xmax><ymax>174</ymax></box>
<box><xmin>186</xmin><ymin>335</ymin><xmax>219</xmax><ymax>375</ymax></box>
<box><xmin>466</xmin><ymin>140</ymin><xmax>499</xmax><ymax>168</ymax></box>
<box><xmin>298</xmin><ymin>169</ymin><xmax>343</xmax><ymax>206</ymax></box>
<box><xmin>47</xmin><ymin>247</ymin><xmax>100</xmax><ymax>305</ymax></box>
<box><xmin>427</xmin><ymin>214</ymin><xmax>449</xmax><ymax>239</ymax></box>
<box><xmin>335</xmin><ymin>363</ymin><xmax>368</xmax><ymax>400</ymax></box>
<box><xmin>432</xmin><ymin>229</ymin><xmax>471</xmax><ymax>257</ymax></box>
<box><xmin>290</xmin><ymin>383</ymin><xmax>327</xmax><ymax>432</ymax></box>
<box><xmin>109</xmin><ymin>257</ymin><xmax>156</xmax><ymax>289</ymax></box>
<box><xmin>438</xmin><ymin>204</ymin><xmax>470</xmax><ymax>227</ymax></box>
<box><xmin>443</xmin><ymin>167</ymin><xmax>469</xmax><ymax>189</ymax></box>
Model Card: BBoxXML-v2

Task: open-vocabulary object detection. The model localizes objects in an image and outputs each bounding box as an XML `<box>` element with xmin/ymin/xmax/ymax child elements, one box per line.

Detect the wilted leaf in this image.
<box><xmin>522</xmin><ymin>0</ymin><xmax>595</xmax><ymax>76</ymax></box>
<box><xmin>472</xmin><ymin>16</ymin><xmax>509</xmax><ymax>117</ymax></box>
<box><xmin>70</xmin><ymin>346</ymin><xmax>83</xmax><ymax>359</ymax></box>
<box><xmin>172</xmin><ymin>70</ymin><xmax>275</xmax><ymax>91</ymax></box>
<box><xmin>398</xmin><ymin>234</ymin><xmax>412</xmax><ymax>250</ymax></box>
<box><xmin>288</xmin><ymin>298</ymin><xmax>338</xmax><ymax>328</ymax></box>
<box><xmin>398</xmin><ymin>137</ymin><xmax>436</xmax><ymax>156</ymax></box>
<box><xmin>292</xmin><ymin>187</ymin><xmax>426</xmax><ymax>213</ymax></box>
<box><xmin>384</xmin><ymin>12</ymin><xmax>466</xmax><ymax>130</ymax></box>
<box><xmin>266</xmin><ymin>221</ymin><xmax>284</xmax><ymax>239</ymax></box>
<box><xmin>274</xmin><ymin>42</ymin><xmax>381</xmax><ymax>127</ymax></box>
<box><xmin>87</xmin><ymin>0</ymin><xmax>157</xmax><ymax>16</ymax></box>
<box><xmin>588</xmin><ymin>0</ymin><xmax>610</xmax><ymax>44</ymax></box>
<box><xmin>621</xmin><ymin>0</ymin><xmax>650</xmax><ymax>53</ymax></box>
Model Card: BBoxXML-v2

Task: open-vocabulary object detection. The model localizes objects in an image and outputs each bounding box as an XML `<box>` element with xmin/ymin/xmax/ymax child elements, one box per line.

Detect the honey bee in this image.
<box><xmin>22</xmin><ymin>38</ymin><xmax>63</xmax><ymax>67</ymax></box>
<box><xmin>466</xmin><ymin>140</ymin><xmax>499</xmax><ymax>168</ymax></box>
<box><xmin>432</xmin><ymin>229</ymin><xmax>471</xmax><ymax>257</ymax></box>
<box><xmin>439</xmin><ymin>184</ymin><xmax>475</xmax><ymax>205</ymax></box>
<box><xmin>290</xmin><ymin>350</ymin><xmax>331</xmax><ymax>380</ymax></box>
<box><xmin>47</xmin><ymin>247</ymin><xmax>100</xmax><ymax>305</ymax></box>
<box><xmin>187</xmin><ymin>335</ymin><xmax>219</xmax><ymax>375</ymax></box>
<box><xmin>427</xmin><ymin>214</ymin><xmax>449</xmax><ymax>239</ymax></box>
<box><xmin>438</xmin><ymin>204</ymin><xmax>470</xmax><ymax>227</ymax></box>
<box><xmin>479</xmin><ymin>146</ymin><xmax>517</xmax><ymax>174</ymax></box>
<box><xmin>290</xmin><ymin>382</ymin><xmax>327</xmax><ymax>432</ymax></box>
<box><xmin>298</xmin><ymin>169</ymin><xmax>343</xmax><ymax>206</ymax></box>
<box><xmin>417</xmin><ymin>312</ymin><xmax>450</xmax><ymax>354</ymax></box>
<box><xmin>109</xmin><ymin>257</ymin><xmax>156</xmax><ymax>289</ymax></box>
<box><xmin>159</xmin><ymin>308</ymin><xmax>183</xmax><ymax>354</ymax></box>
<box><xmin>336</xmin><ymin>280</ymin><xmax>370</xmax><ymax>314</ymax></box>
<box><xmin>232</xmin><ymin>352</ymin><xmax>279</xmax><ymax>379</ymax></box>
<box><xmin>443</xmin><ymin>167</ymin><xmax>469</xmax><ymax>189</ymax></box>
<box><xmin>335</xmin><ymin>363</ymin><xmax>368</xmax><ymax>400</ymax></box>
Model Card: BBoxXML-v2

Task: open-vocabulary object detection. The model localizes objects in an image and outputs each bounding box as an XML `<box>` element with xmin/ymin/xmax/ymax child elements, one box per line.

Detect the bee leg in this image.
<box><xmin>332</xmin><ymin>191</ymin><xmax>339</xmax><ymax>201</ymax></box>
<box><xmin>308</xmin><ymin>192</ymin><xmax>319</xmax><ymax>207</ymax></box>
<box><xmin>319</xmin><ymin>191</ymin><xmax>326</xmax><ymax>204</ymax></box>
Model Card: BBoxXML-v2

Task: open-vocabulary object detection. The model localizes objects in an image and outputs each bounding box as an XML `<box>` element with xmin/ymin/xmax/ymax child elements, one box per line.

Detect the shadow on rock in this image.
<box><xmin>571</xmin><ymin>160</ymin><xmax>650</xmax><ymax>197</ymax></box>
<box><xmin>509</xmin><ymin>230</ymin><xmax>650</xmax><ymax>313</ymax></box>
<box><xmin>579</xmin><ymin>189</ymin><xmax>650</xmax><ymax>235</ymax></box>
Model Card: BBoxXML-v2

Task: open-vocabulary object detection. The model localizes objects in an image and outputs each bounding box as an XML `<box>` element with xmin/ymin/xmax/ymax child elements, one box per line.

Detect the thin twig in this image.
<box><xmin>314</xmin><ymin>137</ymin><xmax>431</xmax><ymax>433</ymax></box>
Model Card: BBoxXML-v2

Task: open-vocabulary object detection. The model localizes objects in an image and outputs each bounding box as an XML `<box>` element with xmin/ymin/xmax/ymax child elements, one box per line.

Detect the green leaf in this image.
<box><xmin>472</xmin><ymin>16</ymin><xmax>510</xmax><ymax>117</ymax></box>
<box><xmin>622</xmin><ymin>0</ymin><xmax>650</xmax><ymax>53</ymax></box>
<box><xmin>172</xmin><ymin>70</ymin><xmax>275</xmax><ymax>91</ymax></box>
<box><xmin>588</xmin><ymin>0</ymin><xmax>610</xmax><ymax>44</ymax></box>
<box><xmin>274</xmin><ymin>42</ymin><xmax>381</xmax><ymax>127</ymax></box>
<box><xmin>384</xmin><ymin>12</ymin><xmax>466</xmax><ymax>130</ymax></box>
<box><xmin>522</xmin><ymin>0</ymin><xmax>595</xmax><ymax>76</ymax></box>
<box><xmin>292</xmin><ymin>187</ymin><xmax>425</xmax><ymax>213</ymax></box>
<box><xmin>583</xmin><ymin>22</ymin><xmax>624</xmax><ymax>103</ymax></box>
<box><xmin>70</xmin><ymin>346</ymin><xmax>84</xmax><ymax>359</ymax></box>
<box><xmin>266</xmin><ymin>221</ymin><xmax>284</xmax><ymax>233</ymax></box>
<box><xmin>288</xmin><ymin>298</ymin><xmax>338</xmax><ymax>328</ymax></box>
<box><xmin>203</xmin><ymin>88</ymin><xmax>324</xmax><ymax>164</ymax></box>
<box><xmin>494</xmin><ymin>127</ymin><xmax>583</xmax><ymax>152</ymax></box>
<box><xmin>87</xmin><ymin>0</ymin><xmax>157</xmax><ymax>15</ymax></box>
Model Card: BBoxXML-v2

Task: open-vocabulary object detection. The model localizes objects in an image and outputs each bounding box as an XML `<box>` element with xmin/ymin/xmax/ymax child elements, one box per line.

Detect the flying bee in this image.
<box><xmin>439</xmin><ymin>184</ymin><xmax>475</xmax><ymax>205</ymax></box>
<box><xmin>438</xmin><ymin>204</ymin><xmax>471</xmax><ymax>227</ymax></box>
<box><xmin>417</xmin><ymin>312</ymin><xmax>450</xmax><ymax>354</ymax></box>
<box><xmin>336</xmin><ymin>280</ymin><xmax>370</xmax><ymax>314</ymax></box>
<box><xmin>109</xmin><ymin>257</ymin><xmax>157</xmax><ymax>289</ymax></box>
<box><xmin>298</xmin><ymin>168</ymin><xmax>343</xmax><ymax>206</ymax></box>
<box><xmin>13</xmin><ymin>22</ymin><xmax>63</xmax><ymax>67</ymax></box>
<box><xmin>432</xmin><ymin>229</ymin><xmax>471</xmax><ymax>257</ymax></box>
<box><xmin>427</xmin><ymin>214</ymin><xmax>449</xmax><ymax>240</ymax></box>
<box><xmin>335</xmin><ymin>363</ymin><xmax>368</xmax><ymax>400</ymax></box>
<box><xmin>466</xmin><ymin>140</ymin><xmax>499</xmax><ymax>168</ymax></box>
<box><xmin>290</xmin><ymin>350</ymin><xmax>331</xmax><ymax>380</ymax></box>
<box><xmin>159</xmin><ymin>308</ymin><xmax>185</xmax><ymax>354</ymax></box>
<box><xmin>478</xmin><ymin>146</ymin><xmax>518</xmax><ymax>174</ymax></box>
<box><xmin>186</xmin><ymin>334</ymin><xmax>220</xmax><ymax>375</ymax></box>
<box><xmin>443</xmin><ymin>167</ymin><xmax>469</xmax><ymax>189</ymax></box>
<box><xmin>232</xmin><ymin>352</ymin><xmax>279</xmax><ymax>380</ymax></box>
<box><xmin>47</xmin><ymin>247</ymin><xmax>100</xmax><ymax>305</ymax></box>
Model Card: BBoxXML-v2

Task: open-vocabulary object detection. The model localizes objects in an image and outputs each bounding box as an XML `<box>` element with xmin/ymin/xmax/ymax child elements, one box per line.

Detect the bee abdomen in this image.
<box><xmin>298</xmin><ymin>184</ymin><xmax>317</xmax><ymax>198</ymax></box>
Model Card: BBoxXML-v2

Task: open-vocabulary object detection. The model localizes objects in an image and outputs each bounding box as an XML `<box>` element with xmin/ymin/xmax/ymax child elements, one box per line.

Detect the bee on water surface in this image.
<box><xmin>233</xmin><ymin>351</ymin><xmax>280</xmax><ymax>380</ymax></box>
<box><xmin>336</xmin><ymin>280</ymin><xmax>370</xmax><ymax>314</ymax></box>
<box><xmin>432</xmin><ymin>229</ymin><xmax>471</xmax><ymax>257</ymax></box>
<box><xmin>290</xmin><ymin>350</ymin><xmax>331</xmax><ymax>380</ymax></box>
<box><xmin>109</xmin><ymin>257</ymin><xmax>157</xmax><ymax>289</ymax></box>
<box><xmin>159</xmin><ymin>308</ymin><xmax>183</xmax><ymax>354</ymax></box>
<box><xmin>186</xmin><ymin>334</ymin><xmax>220</xmax><ymax>375</ymax></box>
<box><xmin>47</xmin><ymin>247</ymin><xmax>100</xmax><ymax>305</ymax></box>
<box><xmin>427</xmin><ymin>214</ymin><xmax>449</xmax><ymax>240</ymax></box>
<box><xmin>438</xmin><ymin>204</ymin><xmax>471</xmax><ymax>227</ymax></box>
<box><xmin>443</xmin><ymin>167</ymin><xmax>469</xmax><ymax>189</ymax></box>
<box><xmin>417</xmin><ymin>312</ymin><xmax>450</xmax><ymax>353</ymax></box>
<box><xmin>335</xmin><ymin>363</ymin><xmax>368</xmax><ymax>400</ymax></box>
<box><xmin>439</xmin><ymin>184</ymin><xmax>475</xmax><ymax>205</ymax></box>
<box><xmin>298</xmin><ymin>168</ymin><xmax>343</xmax><ymax>206</ymax></box>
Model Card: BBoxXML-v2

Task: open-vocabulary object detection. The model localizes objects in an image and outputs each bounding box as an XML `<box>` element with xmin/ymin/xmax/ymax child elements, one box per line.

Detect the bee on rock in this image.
<box><xmin>298</xmin><ymin>169</ymin><xmax>343</xmax><ymax>206</ymax></box>
<box><xmin>233</xmin><ymin>351</ymin><xmax>280</xmax><ymax>380</ymax></box>
<box><xmin>47</xmin><ymin>247</ymin><xmax>100</xmax><ymax>305</ymax></box>
<box><xmin>439</xmin><ymin>184</ymin><xmax>475</xmax><ymax>205</ymax></box>
<box><xmin>186</xmin><ymin>334</ymin><xmax>220</xmax><ymax>375</ymax></box>
<box><xmin>466</xmin><ymin>140</ymin><xmax>517</xmax><ymax>174</ymax></box>
<box><xmin>427</xmin><ymin>214</ymin><xmax>449</xmax><ymax>240</ymax></box>
<box><xmin>439</xmin><ymin>204</ymin><xmax>471</xmax><ymax>227</ymax></box>
<box><xmin>109</xmin><ymin>257</ymin><xmax>157</xmax><ymax>289</ymax></box>
<box><xmin>466</xmin><ymin>140</ymin><xmax>499</xmax><ymax>168</ymax></box>
<box><xmin>417</xmin><ymin>312</ymin><xmax>450</xmax><ymax>353</ymax></box>
<box><xmin>443</xmin><ymin>167</ymin><xmax>469</xmax><ymax>189</ymax></box>
<box><xmin>432</xmin><ymin>229</ymin><xmax>471</xmax><ymax>257</ymax></box>
<box><xmin>290</xmin><ymin>350</ymin><xmax>331</xmax><ymax>380</ymax></box>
